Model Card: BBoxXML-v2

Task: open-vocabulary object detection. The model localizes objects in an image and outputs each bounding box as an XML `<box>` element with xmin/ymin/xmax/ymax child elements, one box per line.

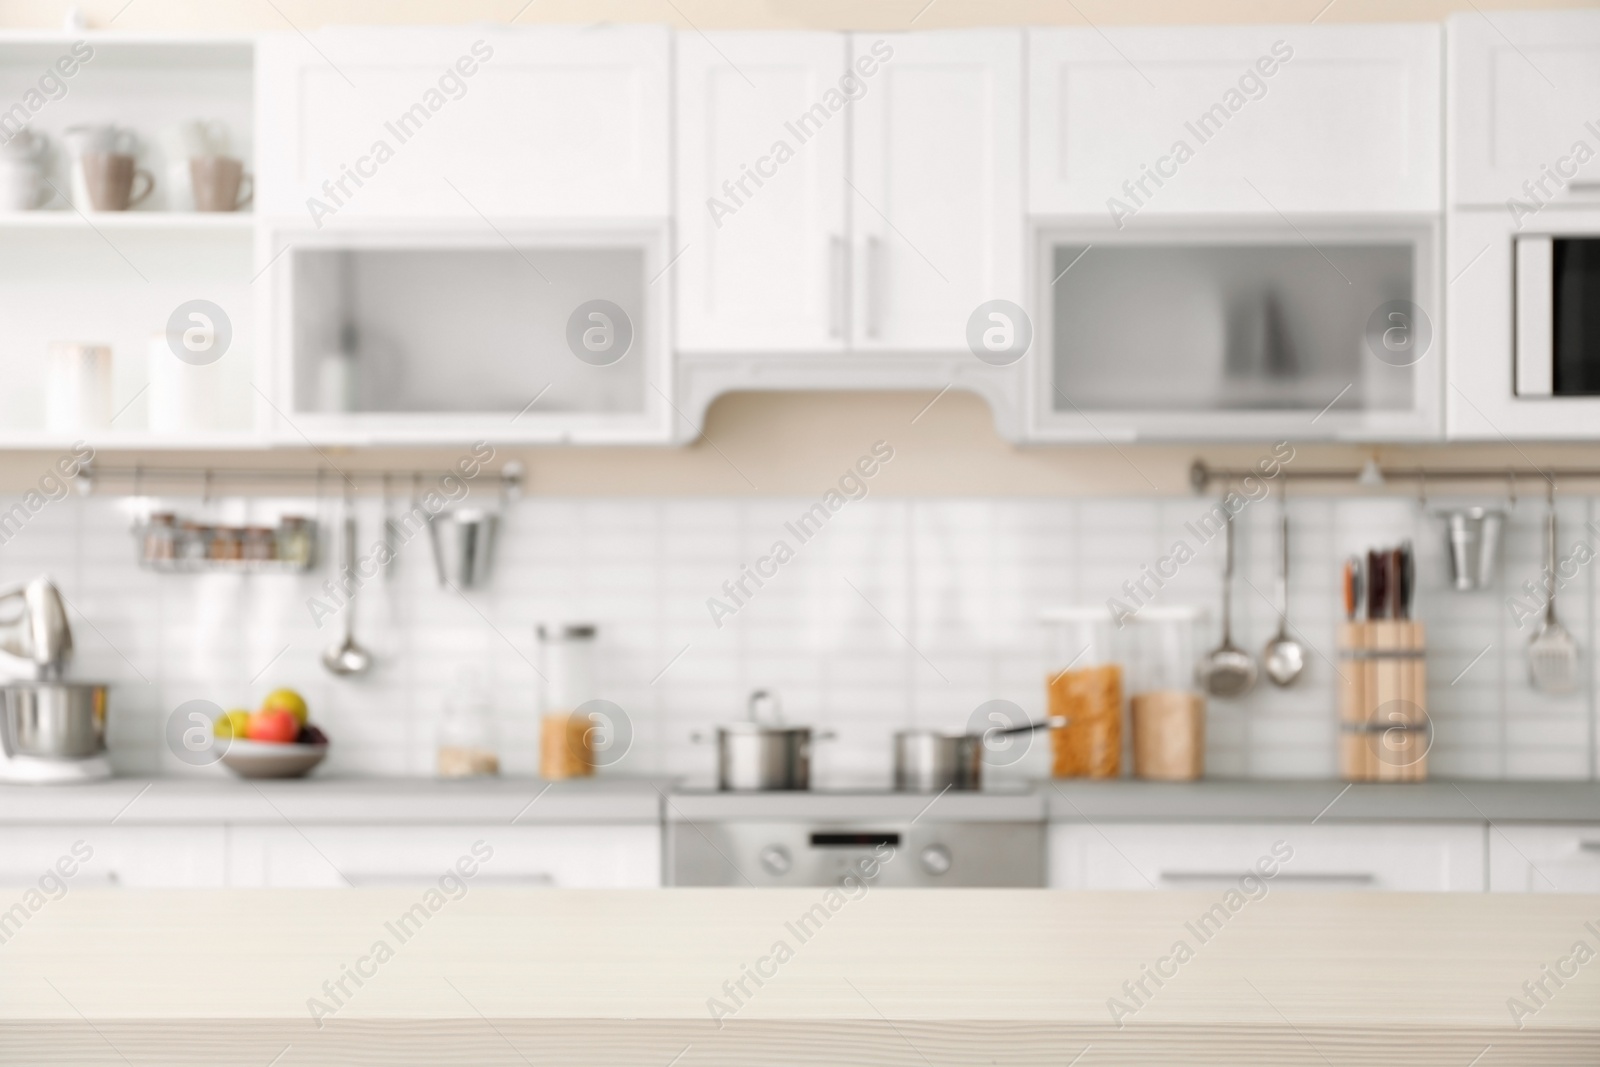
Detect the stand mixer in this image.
<box><xmin>0</xmin><ymin>576</ymin><xmax>112</xmax><ymax>783</ymax></box>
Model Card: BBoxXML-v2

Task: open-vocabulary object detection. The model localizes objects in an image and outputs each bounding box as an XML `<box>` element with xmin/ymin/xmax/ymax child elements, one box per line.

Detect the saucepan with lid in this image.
<box><xmin>696</xmin><ymin>690</ymin><xmax>834</xmax><ymax>791</ymax></box>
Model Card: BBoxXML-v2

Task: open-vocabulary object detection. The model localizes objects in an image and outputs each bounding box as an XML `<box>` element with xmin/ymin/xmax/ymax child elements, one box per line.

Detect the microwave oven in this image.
<box><xmin>1514</xmin><ymin>236</ymin><xmax>1600</xmax><ymax>396</ymax></box>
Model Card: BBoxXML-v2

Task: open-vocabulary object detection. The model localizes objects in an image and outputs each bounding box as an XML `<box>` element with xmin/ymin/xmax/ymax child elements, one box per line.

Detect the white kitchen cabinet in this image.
<box><xmin>1029</xmin><ymin>217</ymin><xmax>1443</xmax><ymax>442</ymax></box>
<box><xmin>673</xmin><ymin>29</ymin><xmax>1026</xmax><ymax>440</ymax></box>
<box><xmin>256</xmin><ymin>26</ymin><xmax>669</xmax><ymax>221</ymax></box>
<box><xmin>225</xmin><ymin>824</ymin><xmax>660</xmax><ymax>889</ymax></box>
<box><xmin>1049</xmin><ymin>823</ymin><xmax>1486</xmax><ymax>892</ymax></box>
<box><xmin>258</xmin><ymin>222</ymin><xmax>672</xmax><ymax>445</ymax></box>
<box><xmin>849</xmin><ymin>31</ymin><xmax>1023</xmax><ymax>350</ymax></box>
<box><xmin>675</xmin><ymin>32</ymin><xmax>849</xmax><ymax>352</ymax></box>
<box><xmin>676</xmin><ymin>30</ymin><xmax>1021</xmax><ymax>353</ymax></box>
<box><xmin>1449</xmin><ymin>12</ymin><xmax>1600</xmax><ymax>209</ymax></box>
<box><xmin>0</xmin><ymin>827</ymin><xmax>226</xmax><ymax>889</ymax></box>
<box><xmin>1028</xmin><ymin>24</ymin><xmax>1440</xmax><ymax>216</ymax></box>
<box><xmin>1487</xmin><ymin>824</ymin><xmax>1600</xmax><ymax>892</ymax></box>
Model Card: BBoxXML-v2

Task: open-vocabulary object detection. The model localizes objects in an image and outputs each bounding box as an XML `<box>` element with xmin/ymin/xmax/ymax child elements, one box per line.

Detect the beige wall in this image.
<box><xmin>3</xmin><ymin>0</ymin><xmax>1599</xmax><ymax>494</ymax></box>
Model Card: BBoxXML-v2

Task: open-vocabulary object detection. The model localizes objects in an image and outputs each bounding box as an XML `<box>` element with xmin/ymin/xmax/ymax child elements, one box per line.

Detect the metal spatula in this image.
<box><xmin>1529</xmin><ymin>497</ymin><xmax>1578</xmax><ymax>694</ymax></box>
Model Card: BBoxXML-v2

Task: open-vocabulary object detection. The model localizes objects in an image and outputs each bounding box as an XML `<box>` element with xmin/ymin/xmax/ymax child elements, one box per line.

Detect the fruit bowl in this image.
<box><xmin>219</xmin><ymin>739</ymin><xmax>329</xmax><ymax>779</ymax></box>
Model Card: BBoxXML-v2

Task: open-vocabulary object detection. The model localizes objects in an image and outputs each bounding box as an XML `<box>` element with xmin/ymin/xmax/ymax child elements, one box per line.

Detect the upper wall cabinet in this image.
<box><xmin>1028</xmin><ymin>24</ymin><xmax>1441</xmax><ymax>217</ymax></box>
<box><xmin>1450</xmin><ymin>11</ymin><xmax>1600</xmax><ymax>209</ymax></box>
<box><xmin>256</xmin><ymin>26</ymin><xmax>670</xmax><ymax>221</ymax></box>
<box><xmin>675</xmin><ymin>32</ymin><xmax>849</xmax><ymax>352</ymax></box>
<box><xmin>675</xmin><ymin>30</ymin><xmax>1023</xmax><ymax>352</ymax></box>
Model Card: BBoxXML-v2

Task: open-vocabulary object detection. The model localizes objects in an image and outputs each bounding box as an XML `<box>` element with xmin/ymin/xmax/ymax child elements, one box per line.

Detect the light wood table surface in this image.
<box><xmin>2</xmin><ymin>889</ymin><xmax>1596</xmax><ymax>1065</ymax></box>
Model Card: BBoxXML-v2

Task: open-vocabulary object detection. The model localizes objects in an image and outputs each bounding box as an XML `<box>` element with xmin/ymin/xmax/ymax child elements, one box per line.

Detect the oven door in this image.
<box><xmin>1516</xmin><ymin>235</ymin><xmax>1600</xmax><ymax>397</ymax></box>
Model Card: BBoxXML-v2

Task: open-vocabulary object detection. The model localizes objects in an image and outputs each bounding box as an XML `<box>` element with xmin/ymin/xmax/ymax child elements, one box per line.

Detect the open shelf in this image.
<box><xmin>0</xmin><ymin>212</ymin><xmax>254</xmax><ymax>231</ymax></box>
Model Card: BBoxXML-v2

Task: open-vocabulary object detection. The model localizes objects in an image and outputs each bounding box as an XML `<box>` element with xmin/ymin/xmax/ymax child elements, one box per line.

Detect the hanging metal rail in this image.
<box><xmin>72</xmin><ymin>461</ymin><xmax>525</xmax><ymax>500</ymax></box>
<box><xmin>1190</xmin><ymin>458</ymin><xmax>1600</xmax><ymax>497</ymax></box>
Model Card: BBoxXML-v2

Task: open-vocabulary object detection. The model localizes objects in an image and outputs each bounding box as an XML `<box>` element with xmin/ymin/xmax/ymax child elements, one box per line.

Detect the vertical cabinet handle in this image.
<box><xmin>865</xmin><ymin>235</ymin><xmax>884</xmax><ymax>340</ymax></box>
<box><xmin>829</xmin><ymin>235</ymin><xmax>848</xmax><ymax>340</ymax></box>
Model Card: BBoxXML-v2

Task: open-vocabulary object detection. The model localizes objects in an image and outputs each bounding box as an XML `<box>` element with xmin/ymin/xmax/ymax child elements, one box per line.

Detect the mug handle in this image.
<box><xmin>128</xmin><ymin>168</ymin><xmax>155</xmax><ymax>208</ymax></box>
<box><xmin>234</xmin><ymin>172</ymin><xmax>253</xmax><ymax>210</ymax></box>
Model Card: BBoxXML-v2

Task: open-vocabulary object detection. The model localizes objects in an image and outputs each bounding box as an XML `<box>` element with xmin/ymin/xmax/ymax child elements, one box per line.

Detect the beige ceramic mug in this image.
<box><xmin>189</xmin><ymin>155</ymin><xmax>252</xmax><ymax>212</ymax></box>
<box><xmin>80</xmin><ymin>152</ymin><xmax>155</xmax><ymax>211</ymax></box>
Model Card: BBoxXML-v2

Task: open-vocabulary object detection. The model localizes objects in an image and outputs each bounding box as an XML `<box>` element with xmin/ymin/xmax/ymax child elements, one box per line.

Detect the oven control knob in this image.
<box><xmin>759</xmin><ymin>845</ymin><xmax>791</xmax><ymax>876</ymax></box>
<box><xmin>919</xmin><ymin>844</ymin><xmax>952</xmax><ymax>876</ymax></box>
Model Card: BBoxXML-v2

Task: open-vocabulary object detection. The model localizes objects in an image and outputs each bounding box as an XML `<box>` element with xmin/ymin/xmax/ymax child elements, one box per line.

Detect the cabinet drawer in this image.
<box><xmin>1049</xmin><ymin>822</ymin><xmax>1485</xmax><ymax>892</ymax></box>
<box><xmin>226</xmin><ymin>824</ymin><xmax>660</xmax><ymax>889</ymax></box>
<box><xmin>1488</xmin><ymin>824</ymin><xmax>1600</xmax><ymax>892</ymax></box>
<box><xmin>0</xmin><ymin>826</ymin><xmax>226</xmax><ymax>889</ymax></box>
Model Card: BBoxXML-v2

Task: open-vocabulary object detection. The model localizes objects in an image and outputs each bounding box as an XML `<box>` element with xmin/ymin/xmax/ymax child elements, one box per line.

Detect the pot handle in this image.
<box><xmin>814</xmin><ymin>730</ymin><xmax>838</xmax><ymax>742</ymax></box>
<box><xmin>747</xmin><ymin>688</ymin><xmax>782</xmax><ymax>726</ymax></box>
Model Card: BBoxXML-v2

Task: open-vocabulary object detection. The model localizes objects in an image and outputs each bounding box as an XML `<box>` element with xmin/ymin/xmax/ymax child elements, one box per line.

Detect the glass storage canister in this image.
<box><xmin>437</xmin><ymin>668</ymin><xmax>500</xmax><ymax>778</ymax></box>
<box><xmin>1124</xmin><ymin>607</ymin><xmax>1206</xmax><ymax>781</ymax></box>
<box><xmin>538</xmin><ymin>623</ymin><xmax>598</xmax><ymax>781</ymax></box>
<box><xmin>1042</xmin><ymin>607</ymin><xmax>1124</xmax><ymax>779</ymax></box>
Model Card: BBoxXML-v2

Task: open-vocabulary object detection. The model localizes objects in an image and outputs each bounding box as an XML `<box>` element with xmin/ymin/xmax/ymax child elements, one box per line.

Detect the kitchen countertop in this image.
<box><xmin>2</xmin><ymin>889</ymin><xmax>1594</xmax><ymax>1065</ymax></box>
<box><xmin>1046</xmin><ymin>779</ymin><xmax>1600</xmax><ymax>823</ymax></box>
<box><xmin>1</xmin><ymin>777</ymin><xmax>1597</xmax><ymax>826</ymax></box>
<box><xmin>0</xmin><ymin>777</ymin><xmax>666</xmax><ymax>825</ymax></box>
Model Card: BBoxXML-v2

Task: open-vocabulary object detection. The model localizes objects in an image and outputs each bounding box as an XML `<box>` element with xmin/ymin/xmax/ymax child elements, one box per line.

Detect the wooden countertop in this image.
<box><xmin>2</xmin><ymin>889</ymin><xmax>1596</xmax><ymax>1065</ymax></box>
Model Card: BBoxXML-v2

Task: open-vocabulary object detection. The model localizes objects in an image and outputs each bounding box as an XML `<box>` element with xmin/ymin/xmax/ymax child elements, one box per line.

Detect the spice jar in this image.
<box><xmin>1124</xmin><ymin>607</ymin><xmax>1206</xmax><ymax>781</ymax></box>
<box><xmin>142</xmin><ymin>512</ymin><xmax>177</xmax><ymax>563</ymax></box>
<box><xmin>242</xmin><ymin>526</ymin><xmax>276</xmax><ymax>562</ymax></box>
<box><xmin>1042</xmin><ymin>608</ymin><xmax>1124</xmax><ymax>778</ymax></box>
<box><xmin>276</xmin><ymin>516</ymin><xmax>314</xmax><ymax>567</ymax></box>
<box><xmin>537</xmin><ymin>623</ymin><xmax>598</xmax><ymax>780</ymax></box>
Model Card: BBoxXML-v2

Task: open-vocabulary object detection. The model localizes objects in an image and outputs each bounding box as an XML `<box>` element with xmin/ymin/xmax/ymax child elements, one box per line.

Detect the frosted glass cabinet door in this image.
<box><xmin>1028</xmin><ymin>24</ymin><xmax>1441</xmax><ymax>215</ymax></box>
<box><xmin>257</xmin><ymin>26</ymin><xmax>670</xmax><ymax>219</ymax></box>
<box><xmin>849</xmin><ymin>30</ymin><xmax>1024</xmax><ymax>351</ymax></box>
<box><xmin>675</xmin><ymin>32</ymin><xmax>849</xmax><ymax>351</ymax></box>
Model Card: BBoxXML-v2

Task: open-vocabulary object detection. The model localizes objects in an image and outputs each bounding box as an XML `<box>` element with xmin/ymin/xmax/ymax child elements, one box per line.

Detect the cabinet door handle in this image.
<box><xmin>829</xmin><ymin>234</ymin><xmax>848</xmax><ymax>340</ymax></box>
<box><xmin>1159</xmin><ymin>870</ymin><xmax>1376</xmax><ymax>886</ymax></box>
<box><xmin>865</xmin><ymin>234</ymin><xmax>884</xmax><ymax>340</ymax></box>
<box><xmin>1578</xmin><ymin>841</ymin><xmax>1600</xmax><ymax>853</ymax></box>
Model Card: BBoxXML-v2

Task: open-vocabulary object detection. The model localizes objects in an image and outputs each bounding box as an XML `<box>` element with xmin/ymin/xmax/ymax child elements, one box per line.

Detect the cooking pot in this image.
<box><xmin>0</xmin><ymin>682</ymin><xmax>107</xmax><ymax>759</ymax></box>
<box><xmin>700</xmin><ymin>690</ymin><xmax>833</xmax><ymax>791</ymax></box>
<box><xmin>893</xmin><ymin>716</ymin><xmax>1066</xmax><ymax>793</ymax></box>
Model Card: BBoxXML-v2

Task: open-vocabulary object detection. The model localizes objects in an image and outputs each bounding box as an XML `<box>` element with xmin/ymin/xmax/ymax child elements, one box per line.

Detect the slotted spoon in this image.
<box><xmin>1529</xmin><ymin>494</ymin><xmax>1578</xmax><ymax>694</ymax></box>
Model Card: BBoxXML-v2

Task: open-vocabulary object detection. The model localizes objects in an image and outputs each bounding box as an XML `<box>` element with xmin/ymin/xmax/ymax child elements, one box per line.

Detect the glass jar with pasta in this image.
<box><xmin>1042</xmin><ymin>608</ymin><xmax>1124</xmax><ymax>779</ymax></box>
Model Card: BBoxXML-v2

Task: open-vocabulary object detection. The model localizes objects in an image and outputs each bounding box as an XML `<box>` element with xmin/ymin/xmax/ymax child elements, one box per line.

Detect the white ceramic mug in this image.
<box><xmin>0</xmin><ymin>160</ymin><xmax>53</xmax><ymax>210</ymax></box>
<box><xmin>63</xmin><ymin>124</ymin><xmax>139</xmax><ymax>210</ymax></box>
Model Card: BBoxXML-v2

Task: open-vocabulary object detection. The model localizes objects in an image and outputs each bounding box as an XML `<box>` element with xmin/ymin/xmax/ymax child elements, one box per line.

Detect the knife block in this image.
<box><xmin>1336</xmin><ymin>621</ymin><xmax>1428</xmax><ymax>782</ymax></box>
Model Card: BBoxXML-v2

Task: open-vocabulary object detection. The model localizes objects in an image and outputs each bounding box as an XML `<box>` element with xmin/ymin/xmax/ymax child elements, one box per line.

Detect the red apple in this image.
<box><xmin>247</xmin><ymin>709</ymin><xmax>300</xmax><ymax>743</ymax></box>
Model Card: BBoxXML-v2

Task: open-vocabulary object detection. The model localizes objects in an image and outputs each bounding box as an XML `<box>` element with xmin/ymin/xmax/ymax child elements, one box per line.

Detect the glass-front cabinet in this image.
<box><xmin>1029</xmin><ymin>220</ymin><xmax>1441</xmax><ymax>441</ymax></box>
<box><xmin>258</xmin><ymin>224</ymin><xmax>671</xmax><ymax>445</ymax></box>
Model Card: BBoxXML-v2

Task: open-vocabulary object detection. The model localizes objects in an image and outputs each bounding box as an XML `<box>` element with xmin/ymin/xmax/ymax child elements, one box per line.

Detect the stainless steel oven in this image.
<box><xmin>665</xmin><ymin>790</ymin><xmax>1046</xmax><ymax>888</ymax></box>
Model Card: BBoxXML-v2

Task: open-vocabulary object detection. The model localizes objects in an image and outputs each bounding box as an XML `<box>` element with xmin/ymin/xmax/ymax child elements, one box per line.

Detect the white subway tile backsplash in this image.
<box><xmin>1</xmin><ymin>490</ymin><xmax>1595</xmax><ymax>782</ymax></box>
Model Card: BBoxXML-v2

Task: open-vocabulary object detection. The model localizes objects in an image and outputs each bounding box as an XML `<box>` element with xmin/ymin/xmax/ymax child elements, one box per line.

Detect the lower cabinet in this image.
<box><xmin>1488</xmin><ymin>824</ymin><xmax>1600</xmax><ymax>893</ymax></box>
<box><xmin>224</xmin><ymin>824</ymin><xmax>661</xmax><ymax>889</ymax></box>
<box><xmin>0</xmin><ymin>826</ymin><xmax>228</xmax><ymax>889</ymax></box>
<box><xmin>1049</xmin><ymin>823</ymin><xmax>1487</xmax><ymax>892</ymax></box>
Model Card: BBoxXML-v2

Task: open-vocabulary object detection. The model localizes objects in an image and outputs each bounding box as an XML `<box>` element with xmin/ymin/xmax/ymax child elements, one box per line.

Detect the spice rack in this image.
<box><xmin>135</xmin><ymin>513</ymin><xmax>317</xmax><ymax>574</ymax></box>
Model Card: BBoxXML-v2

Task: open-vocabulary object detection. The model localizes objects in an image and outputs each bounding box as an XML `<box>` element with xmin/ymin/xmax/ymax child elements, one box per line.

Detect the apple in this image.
<box><xmin>247</xmin><ymin>709</ymin><xmax>300</xmax><ymax>744</ymax></box>
<box><xmin>261</xmin><ymin>688</ymin><xmax>309</xmax><ymax>725</ymax></box>
<box><xmin>214</xmin><ymin>709</ymin><xmax>252</xmax><ymax>739</ymax></box>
